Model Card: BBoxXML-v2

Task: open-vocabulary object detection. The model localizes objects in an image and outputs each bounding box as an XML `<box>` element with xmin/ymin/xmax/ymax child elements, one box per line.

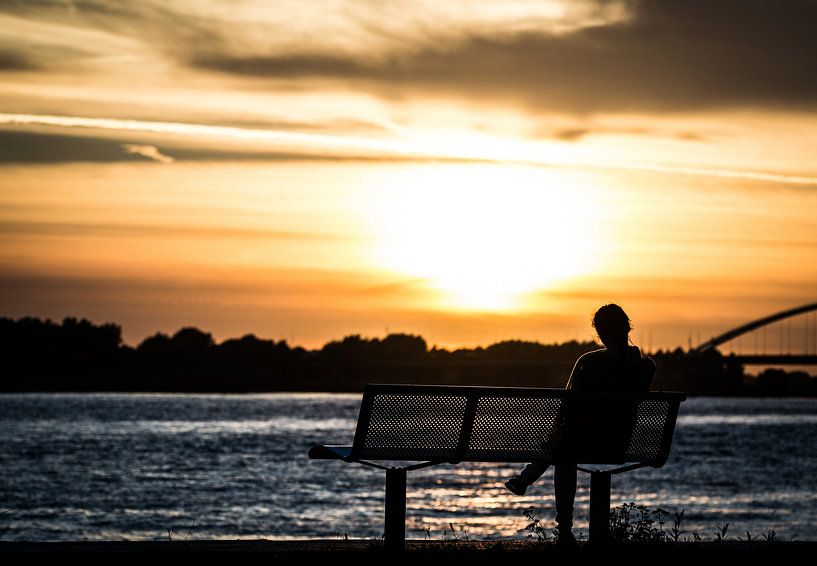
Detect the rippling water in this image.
<box><xmin>1</xmin><ymin>394</ymin><xmax>816</xmax><ymax>541</ymax></box>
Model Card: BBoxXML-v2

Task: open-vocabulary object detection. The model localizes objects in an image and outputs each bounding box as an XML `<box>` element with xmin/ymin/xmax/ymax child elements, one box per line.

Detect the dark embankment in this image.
<box><xmin>2</xmin><ymin>540</ymin><xmax>815</xmax><ymax>565</ymax></box>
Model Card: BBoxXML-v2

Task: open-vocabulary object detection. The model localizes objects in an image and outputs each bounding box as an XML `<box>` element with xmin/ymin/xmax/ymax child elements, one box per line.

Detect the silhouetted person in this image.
<box><xmin>504</xmin><ymin>304</ymin><xmax>655</xmax><ymax>543</ymax></box>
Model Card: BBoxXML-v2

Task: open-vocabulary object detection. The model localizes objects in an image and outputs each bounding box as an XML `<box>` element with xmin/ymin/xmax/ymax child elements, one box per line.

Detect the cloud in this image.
<box><xmin>188</xmin><ymin>0</ymin><xmax>817</xmax><ymax>113</ymax></box>
<box><xmin>550</xmin><ymin>128</ymin><xmax>593</xmax><ymax>142</ymax></box>
<box><xmin>4</xmin><ymin>118</ymin><xmax>817</xmax><ymax>186</ymax></box>
<box><xmin>0</xmin><ymin>114</ymin><xmax>407</xmax><ymax>157</ymax></box>
<box><xmin>541</xmin><ymin>126</ymin><xmax>705</xmax><ymax>143</ymax></box>
<box><xmin>0</xmin><ymin>49</ymin><xmax>37</xmax><ymax>71</ymax></box>
<box><xmin>122</xmin><ymin>144</ymin><xmax>173</xmax><ymax>164</ymax></box>
<box><xmin>0</xmin><ymin>219</ymin><xmax>353</xmax><ymax>243</ymax></box>
<box><xmin>4</xmin><ymin>1</ymin><xmax>816</xmax><ymax>115</ymax></box>
<box><xmin>0</xmin><ymin>129</ymin><xmax>147</xmax><ymax>163</ymax></box>
<box><xmin>546</xmin><ymin>127</ymin><xmax>644</xmax><ymax>142</ymax></box>
<box><xmin>0</xmin><ymin>0</ymin><xmax>623</xmax><ymax>79</ymax></box>
<box><xmin>0</xmin><ymin>123</ymin><xmax>409</xmax><ymax>164</ymax></box>
<box><xmin>0</xmin><ymin>126</ymin><xmax>447</xmax><ymax>164</ymax></box>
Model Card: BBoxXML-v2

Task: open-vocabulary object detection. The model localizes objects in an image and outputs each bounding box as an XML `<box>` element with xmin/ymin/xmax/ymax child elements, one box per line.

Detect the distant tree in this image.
<box><xmin>320</xmin><ymin>334</ymin><xmax>373</xmax><ymax>364</ymax></box>
<box><xmin>137</xmin><ymin>332</ymin><xmax>172</xmax><ymax>355</ymax></box>
<box><xmin>2</xmin><ymin>315</ymin><xmax>805</xmax><ymax>394</ymax></box>
<box><xmin>484</xmin><ymin>340</ymin><xmax>551</xmax><ymax>361</ymax></box>
<box><xmin>380</xmin><ymin>333</ymin><xmax>427</xmax><ymax>361</ymax></box>
<box><xmin>1</xmin><ymin>316</ymin><xmax>122</xmax><ymax>389</ymax></box>
<box><xmin>216</xmin><ymin>334</ymin><xmax>293</xmax><ymax>384</ymax></box>
<box><xmin>170</xmin><ymin>327</ymin><xmax>215</xmax><ymax>352</ymax></box>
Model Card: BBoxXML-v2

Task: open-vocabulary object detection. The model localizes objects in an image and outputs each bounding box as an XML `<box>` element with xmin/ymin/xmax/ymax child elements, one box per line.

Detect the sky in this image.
<box><xmin>1</xmin><ymin>0</ymin><xmax>817</xmax><ymax>350</ymax></box>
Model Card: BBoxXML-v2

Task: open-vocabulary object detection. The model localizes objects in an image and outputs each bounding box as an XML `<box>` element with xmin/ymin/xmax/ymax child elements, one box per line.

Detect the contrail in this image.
<box><xmin>598</xmin><ymin>161</ymin><xmax>817</xmax><ymax>186</ymax></box>
<box><xmin>2</xmin><ymin>112</ymin><xmax>816</xmax><ymax>186</ymax></box>
<box><xmin>0</xmin><ymin>113</ymin><xmax>409</xmax><ymax>155</ymax></box>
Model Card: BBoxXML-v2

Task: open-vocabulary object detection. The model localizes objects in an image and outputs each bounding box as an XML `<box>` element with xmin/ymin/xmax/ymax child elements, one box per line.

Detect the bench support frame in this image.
<box><xmin>377</xmin><ymin>462</ymin><xmax>648</xmax><ymax>550</ymax></box>
<box><xmin>589</xmin><ymin>471</ymin><xmax>611</xmax><ymax>543</ymax></box>
<box><xmin>578</xmin><ymin>462</ymin><xmax>647</xmax><ymax>544</ymax></box>
<box><xmin>355</xmin><ymin>460</ymin><xmax>440</xmax><ymax>550</ymax></box>
<box><xmin>385</xmin><ymin>468</ymin><xmax>407</xmax><ymax>550</ymax></box>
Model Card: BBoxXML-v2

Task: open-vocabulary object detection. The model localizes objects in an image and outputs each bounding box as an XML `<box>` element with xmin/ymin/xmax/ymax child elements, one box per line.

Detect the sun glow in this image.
<box><xmin>370</xmin><ymin>165</ymin><xmax>600</xmax><ymax>311</ymax></box>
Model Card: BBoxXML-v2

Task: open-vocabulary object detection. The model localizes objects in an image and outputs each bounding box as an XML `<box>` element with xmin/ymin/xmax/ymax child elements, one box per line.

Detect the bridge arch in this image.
<box><xmin>694</xmin><ymin>302</ymin><xmax>817</xmax><ymax>353</ymax></box>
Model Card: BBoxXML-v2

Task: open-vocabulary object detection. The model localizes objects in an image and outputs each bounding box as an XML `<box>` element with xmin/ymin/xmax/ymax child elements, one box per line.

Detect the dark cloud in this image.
<box><xmin>0</xmin><ymin>50</ymin><xmax>38</xmax><ymax>71</ymax></box>
<box><xmin>5</xmin><ymin>1</ymin><xmax>816</xmax><ymax>113</ymax></box>
<box><xmin>0</xmin><ymin>219</ymin><xmax>348</xmax><ymax>242</ymax></box>
<box><xmin>194</xmin><ymin>54</ymin><xmax>369</xmax><ymax>79</ymax></box>
<box><xmin>0</xmin><ymin>130</ymin><xmax>156</xmax><ymax>163</ymax></box>
<box><xmin>542</xmin><ymin>126</ymin><xmax>703</xmax><ymax>142</ymax></box>
<box><xmin>550</xmin><ymin>128</ymin><xmax>593</xmax><ymax>142</ymax></box>
<box><xmin>191</xmin><ymin>0</ymin><xmax>817</xmax><ymax>113</ymax></box>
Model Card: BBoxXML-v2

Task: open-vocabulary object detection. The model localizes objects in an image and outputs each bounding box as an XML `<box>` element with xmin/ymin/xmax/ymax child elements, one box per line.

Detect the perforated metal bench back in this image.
<box><xmin>350</xmin><ymin>384</ymin><xmax>684</xmax><ymax>466</ymax></box>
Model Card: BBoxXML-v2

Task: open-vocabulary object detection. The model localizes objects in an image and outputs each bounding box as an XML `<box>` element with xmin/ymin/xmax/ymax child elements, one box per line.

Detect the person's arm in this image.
<box><xmin>565</xmin><ymin>357</ymin><xmax>584</xmax><ymax>390</ymax></box>
<box><xmin>643</xmin><ymin>356</ymin><xmax>657</xmax><ymax>391</ymax></box>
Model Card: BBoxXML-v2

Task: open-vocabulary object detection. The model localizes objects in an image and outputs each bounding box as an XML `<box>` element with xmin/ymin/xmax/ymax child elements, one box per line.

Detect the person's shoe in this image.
<box><xmin>504</xmin><ymin>475</ymin><xmax>528</xmax><ymax>496</ymax></box>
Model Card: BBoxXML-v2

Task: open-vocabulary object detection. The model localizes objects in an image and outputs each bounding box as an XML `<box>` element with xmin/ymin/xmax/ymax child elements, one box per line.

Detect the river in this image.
<box><xmin>1</xmin><ymin>394</ymin><xmax>815</xmax><ymax>541</ymax></box>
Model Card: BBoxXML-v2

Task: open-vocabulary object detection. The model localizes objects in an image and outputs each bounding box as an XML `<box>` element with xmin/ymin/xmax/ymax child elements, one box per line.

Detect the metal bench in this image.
<box><xmin>309</xmin><ymin>383</ymin><xmax>686</xmax><ymax>548</ymax></box>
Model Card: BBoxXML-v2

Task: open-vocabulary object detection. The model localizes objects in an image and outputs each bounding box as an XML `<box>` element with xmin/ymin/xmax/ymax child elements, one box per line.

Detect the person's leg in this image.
<box><xmin>519</xmin><ymin>461</ymin><xmax>549</xmax><ymax>484</ymax></box>
<box><xmin>505</xmin><ymin>461</ymin><xmax>550</xmax><ymax>495</ymax></box>
<box><xmin>554</xmin><ymin>465</ymin><xmax>577</xmax><ymax>533</ymax></box>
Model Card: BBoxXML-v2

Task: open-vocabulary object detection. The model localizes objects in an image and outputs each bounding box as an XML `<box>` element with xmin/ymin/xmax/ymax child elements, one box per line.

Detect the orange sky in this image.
<box><xmin>2</xmin><ymin>1</ymin><xmax>817</xmax><ymax>350</ymax></box>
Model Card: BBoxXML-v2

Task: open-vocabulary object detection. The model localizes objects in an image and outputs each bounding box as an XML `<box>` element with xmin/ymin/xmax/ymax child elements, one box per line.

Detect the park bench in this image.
<box><xmin>309</xmin><ymin>383</ymin><xmax>686</xmax><ymax>548</ymax></box>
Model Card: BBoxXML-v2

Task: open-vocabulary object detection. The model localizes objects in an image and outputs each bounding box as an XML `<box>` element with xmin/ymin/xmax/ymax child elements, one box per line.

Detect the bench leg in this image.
<box><xmin>384</xmin><ymin>467</ymin><xmax>407</xmax><ymax>550</ymax></box>
<box><xmin>588</xmin><ymin>471</ymin><xmax>611</xmax><ymax>544</ymax></box>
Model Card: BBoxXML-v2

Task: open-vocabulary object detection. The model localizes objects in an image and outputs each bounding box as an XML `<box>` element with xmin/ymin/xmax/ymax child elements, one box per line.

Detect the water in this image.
<box><xmin>1</xmin><ymin>394</ymin><xmax>816</xmax><ymax>541</ymax></box>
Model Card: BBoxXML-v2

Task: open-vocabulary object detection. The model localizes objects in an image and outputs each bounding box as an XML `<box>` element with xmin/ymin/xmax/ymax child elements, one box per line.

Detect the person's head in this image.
<box><xmin>592</xmin><ymin>304</ymin><xmax>631</xmax><ymax>348</ymax></box>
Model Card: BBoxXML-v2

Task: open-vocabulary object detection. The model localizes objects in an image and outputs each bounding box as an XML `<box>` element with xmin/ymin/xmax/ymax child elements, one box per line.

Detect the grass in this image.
<box><xmin>606</xmin><ymin>502</ymin><xmax>791</xmax><ymax>544</ymax></box>
<box><xmin>519</xmin><ymin>502</ymin><xmax>793</xmax><ymax>546</ymax></box>
<box><xmin>398</xmin><ymin>501</ymin><xmax>793</xmax><ymax>548</ymax></box>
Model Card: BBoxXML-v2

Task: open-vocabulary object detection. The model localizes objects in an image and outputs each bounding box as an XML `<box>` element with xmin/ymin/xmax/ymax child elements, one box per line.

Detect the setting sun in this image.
<box><xmin>369</xmin><ymin>165</ymin><xmax>601</xmax><ymax>311</ymax></box>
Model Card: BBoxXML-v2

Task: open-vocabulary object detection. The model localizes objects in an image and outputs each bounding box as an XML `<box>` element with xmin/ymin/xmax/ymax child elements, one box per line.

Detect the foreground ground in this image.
<box><xmin>2</xmin><ymin>540</ymin><xmax>814</xmax><ymax>564</ymax></box>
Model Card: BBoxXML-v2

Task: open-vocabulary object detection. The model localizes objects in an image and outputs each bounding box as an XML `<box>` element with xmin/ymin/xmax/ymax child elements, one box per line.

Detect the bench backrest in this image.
<box><xmin>348</xmin><ymin>384</ymin><xmax>685</xmax><ymax>466</ymax></box>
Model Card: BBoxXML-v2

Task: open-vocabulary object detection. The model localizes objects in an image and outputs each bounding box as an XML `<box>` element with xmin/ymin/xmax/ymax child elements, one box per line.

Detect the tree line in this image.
<box><xmin>1</xmin><ymin>316</ymin><xmax>813</xmax><ymax>395</ymax></box>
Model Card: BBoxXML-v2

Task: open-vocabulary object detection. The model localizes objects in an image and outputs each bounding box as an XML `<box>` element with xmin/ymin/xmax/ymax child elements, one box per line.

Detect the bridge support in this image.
<box><xmin>384</xmin><ymin>467</ymin><xmax>407</xmax><ymax>550</ymax></box>
<box><xmin>588</xmin><ymin>471</ymin><xmax>611</xmax><ymax>544</ymax></box>
<box><xmin>694</xmin><ymin>301</ymin><xmax>817</xmax><ymax>354</ymax></box>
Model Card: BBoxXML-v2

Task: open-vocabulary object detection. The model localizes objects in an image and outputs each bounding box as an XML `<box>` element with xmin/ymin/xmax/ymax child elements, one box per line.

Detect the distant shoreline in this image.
<box><xmin>4</xmin><ymin>316</ymin><xmax>816</xmax><ymax>396</ymax></box>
